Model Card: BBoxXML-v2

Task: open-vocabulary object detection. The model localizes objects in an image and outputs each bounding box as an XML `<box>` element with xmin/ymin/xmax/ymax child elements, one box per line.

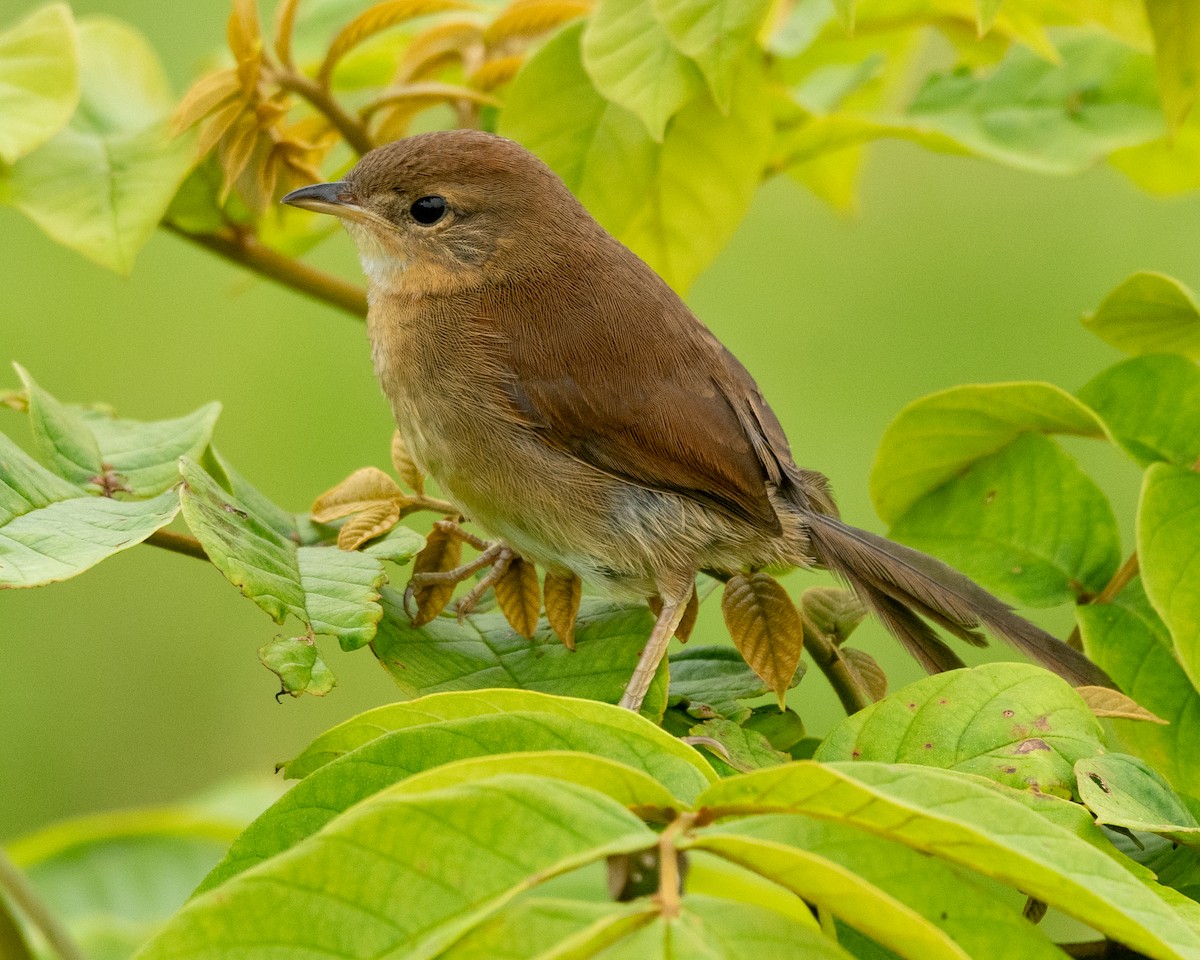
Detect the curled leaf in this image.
<box><xmin>259</xmin><ymin>635</ymin><xmax>337</xmax><ymax>698</ymax></box>
<box><xmin>469</xmin><ymin>54</ymin><xmax>524</xmax><ymax>91</ymax></box>
<box><xmin>337</xmin><ymin>501</ymin><xmax>402</xmax><ymax>550</ymax></box>
<box><xmin>841</xmin><ymin>647</ymin><xmax>888</xmax><ymax>702</ymax></box>
<box><xmin>544</xmin><ymin>570</ymin><xmax>582</xmax><ymax>649</ymax></box>
<box><xmin>721</xmin><ymin>573</ymin><xmax>805</xmax><ymax>707</ymax></box>
<box><xmin>312</xmin><ymin>466</ymin><xmax>406</xmax><ymax>522</ymax></box>
<box><xmin>396</xmin><ymin>21</ymin><xmax>483</xmax><ymax>82</ymax></box>
<box><xmin>801</xmin><ymin>586</ymin><xmax>867</xmax><ymax>643</ymax></box>
<box><xmin>410</xmin><ymin>522</ymin><xmax>464</xmax><ymax>625</ymax></box>
<box><xmin>390</xmin><ymin>429</ymin><xmax>425</xmax><ymax>494</ymax></box>
<box><xmin>1075</xmin><ymin>686</ymin><xmax>1169</xmax><ymax>725</ymax></box>
<box><xmin>484</xmin><ymin>0</ymin><xmax>591</xmax><ymax>45</ymax></box>
<box><xmin>495</xmin><ymin>556</ymin><xmax>541</xmax><ymax>638</ymax></box>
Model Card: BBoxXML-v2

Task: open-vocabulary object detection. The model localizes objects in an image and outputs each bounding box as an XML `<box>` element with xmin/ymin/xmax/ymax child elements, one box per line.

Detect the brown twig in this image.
<box><xmin>144</xmin><ymin>529</ymin><xmax>210</xmax><ymax>562</ymax></box>
<box><xmin>272</xmin><ymin>69</ymin><xmax>375</xmax><ymax>156</ymax></box>
<box><xmin>0</xmin><ymin>851</ymin><xmax>85</xmax><ymax>960</ymax></box>
<box><xmin>803</xmin><ymin>622</ymin><xmax>874</xmax><ymax>715</ymax></box>
<box><xmin>164</xmin><ymin>223</ymin><xmax>368</xmax><ymax>319</ymax></box>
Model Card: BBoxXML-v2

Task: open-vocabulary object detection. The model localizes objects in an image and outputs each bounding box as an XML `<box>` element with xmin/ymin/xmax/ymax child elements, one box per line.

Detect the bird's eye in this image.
<box><xmin>410</xmin><ymin>195</ymin><xmax>447</xmax><ymax>225</ymax></box>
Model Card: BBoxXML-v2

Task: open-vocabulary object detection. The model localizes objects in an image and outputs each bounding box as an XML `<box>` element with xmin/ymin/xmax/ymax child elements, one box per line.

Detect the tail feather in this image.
<box><xmin>804</xmin><ymin>513</ymin><xmax>1115</xmax><ymax>689</ymax></box>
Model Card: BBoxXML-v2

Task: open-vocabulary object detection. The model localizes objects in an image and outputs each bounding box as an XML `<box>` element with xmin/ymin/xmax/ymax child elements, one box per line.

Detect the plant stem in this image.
<box><xmin>273</xmin><ymin>70</ymin><xmax>374</xmax><ymax>156</ymax></box>
<box><xmin>804</xmin><ymin>624</ymin><xmax>874</xmax><ymax>715</ymax></box>
<box><xmin>165</xmin><ymin>223</ymin><xmax>368</xmax><ymax>319</ymax></box>
<box><xmin>145</xmin><ymin>529</ymin><xmax>210</xmax><ymax>562</ymax></box>
<box><xmin>0</xmin><ymin>851</ymin><xmax>85</xmax><ymax>960</ymax></box>
<box><xmin>1067</xmin><ymin>551</ymin><xmax>1140</xmax><ymax>650</ymax></box>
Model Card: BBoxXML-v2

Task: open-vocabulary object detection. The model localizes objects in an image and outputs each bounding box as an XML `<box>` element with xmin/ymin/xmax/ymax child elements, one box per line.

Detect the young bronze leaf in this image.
<box><xmin>337</xmin><ymin>500</ymin><xmax>402</xmax><ymax>550</ymax></box>
<box><xmin>397</xmin><ymin>21</ymin><xmax>483</xmax><ymax>82</ymax></box>
<box><xmin>544</xmin><ymin>569</ymin><xmax>582</xmax><ymax>649</ymax></box>
<box><xmin>469</xmin><ymin>55</ymin><xmax>524</xmax><ymax>91</ymax></box>
<box><xmin>649</xmin><ymin>584</ymin><xmax>699</xmax><ymax>643</ymax></box>
<box><xmin>273</xmin><ymin>0</ymin><xmax>302</xmax><ymax>65</ymax></box>
<box><xmin>495</xmin><ymin>556</ymin><xmax>541</xmax><ymax>638</ymax></box>
<box><xmin>484</xmin><ymin>0</ymin><xmax>591</xmax><ymax>45</ymax></box>
<box><xmin>410</xmin><ymin>523</ymin><xmax>463</xmax><ymax>625</ymax></box>
<box><xmin>173</xmin><ymin>70</ymin><xmax>242</xmax><ymax>135</ymax></box>
<box><xmin>227</xmin><ymin>0</ymin><xmax>263</xmax><ymax>94</ymax></box>
<box><xmin>842</xmin><ymin>646</ymin><xmax>888</xmax><ymax>701</ymax></box>
<box><xmin>390</xmin><ymin>429</ymin><xmax>425</xmax><ymax>494</ymax></box>
<box><xmin>1075</xmin><ymin>685</ymin><xmax>1169</xmax><ymax>725</ymax></box>
<box><xmin>319</xmin><ymin>0</ymin><xmax>478</xmax><ymax>86</ymax></box>
<box><xmin>801</xmin><ymin>586</ymin><xmax>867</xmax><ymax>643</ymax></box>
<box><xmin>312</xmin><ymin>467</ymin><xmax>405</xmax><ymax>523</ymax></box>
<box><xmin>721</xmin><ymin>573</ymin><xmax>805</xmax><ymax>706</ymax></box>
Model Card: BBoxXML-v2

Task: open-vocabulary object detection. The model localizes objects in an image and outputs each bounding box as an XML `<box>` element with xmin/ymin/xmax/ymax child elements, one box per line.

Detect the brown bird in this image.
<box><xmin>283</xmin><ymin>130</ymin><xmax>1112</xmax><ymax>712</ymax></box>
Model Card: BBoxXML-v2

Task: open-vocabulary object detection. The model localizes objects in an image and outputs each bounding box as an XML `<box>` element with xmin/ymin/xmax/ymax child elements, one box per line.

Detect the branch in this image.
<box><xmin>803</xmin><ymin>624</ymin><xmax>874</xmax><ymax>715</ymax></box>
<box><xmin>0</xmin><ymin>851</ymin><xmax>86</xmax><ymax>960</ymax></box>
<box><xmin>145</xmin><ymin>529</ymin><xmax>210</xmax><ymax>562</ymax></box>
<box><xmin>165</xmin><ymin>223</ymin><xmax>368</xmax><ymax>319</ymax></box>
<box><xmin>272</xmin><ymin>70</ymin><xmax>375</xmax><ymax>157</ymax></box>
<box><xmin>1067</xmin><ymin>551</ymin><xmax>1140</xmax><ymax>650</ymax></box>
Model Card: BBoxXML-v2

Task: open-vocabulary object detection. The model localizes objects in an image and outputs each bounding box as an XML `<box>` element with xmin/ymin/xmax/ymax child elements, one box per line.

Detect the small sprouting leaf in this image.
<box><xmin>721</xmin><ymin>572</ymin><xmax>805</xmax><ymax>707</ymax></box>
<box><xmin>687</xmin><ymin>718</ymin><xmax>788</xmax><ymax>773</ymax></box>
<box><xmin>172</xmin><ymin>69</ymin><xmax>242</xmax><ymax>135</ymax></box>
<box><xmin>1083</xmin><ymin>271</ymin><xmax>1200</xmax><ymax>359</ymax></box>
<box><xmin>543</xmin><ymin>569</ymin><xmax>582</xmax><ymax>649</ymax></box>
<box><xmin>800</xmin><ymin>586</ymin><xmax>866</xmax><ymax>643</ymax></box>
<box><xmin>311</xmin><ymin>466</ymin><xmax>406</xmax><ymax>549</ymax></box>
<box><xmin>409</xmin><ymin>522</ymin><xmax>464</xmax><ymax>625</ymax></box>
<box><xmin>483</xmin><ymin>0</ymin><xmax>589</xmax><ymax>45</ymax></box>
<box><xmin>668</xmin><ymin>645</ymin><xmax>799</xmax><ymax>722</ymax></box>
<box><xmin>1075</xmin><ymin>686</ymin><xmax>1168</xmax><ymax>725</ymax></box>
<box><xmin>0</xmin><ymin>3</ymin><xmax>79</xmax><ymax>164</ymax></box>
<box><xmin>494</xmin><ymin>556</ymin><xmax>540</xmax><ymax>639</ymax></box>
<box><xmin>1076</xmin><ymin>753</ymin><xmax>1200</xmax><ymax>848</ymax></box>
<box><xmin>468</xmin><ymin>54</ymin><xmax>524</xmax><ymax>91</ymax></box>
<box><xmin>336</xmin><ymin>500</ymin><xmax>401</xmax><ymax>550</ymax></box>
<box><xmin>841</xmin><ymin>647</ymin><xmax>888</xmax><ymax>701</ymax></box>
<box><xmin>1077</xmin><ymin>354</ymin><xmax>1200</xmax><ymax>467</ymax></box>
<box><xmin>1138</xmin><ymin>463</ymin><xmax>1200</xmax><ymax>689</ymax></box>
<box><xmin>227</xmin><ymin>0</ymin><xmax>263</xmax><ymax>92</ymax></box>
<box><xmin>870</xmin><ymin>381</ymin><xmax>1107</xmax><ymax>524</ymax></box>
<box><xmin>258</xmin><ymin>635</ymin><xmax>337</xmax><ymax>697</ymax></box>
<box><xmin>817</xmin><ymin>663</ymin><xmax>1105</xmax><ymax>799</ymax></box>
<box><xmin>390</xmin><ymin>429</ymin><xmax>424</xmax><ymax>493</ymax></box>
<box><xmin>0</xmin><ymin>432</ymin><xmax>180</xmax><ymax>588</ymax></box>
<box><xmin>1145</xmin><ymin>0</ymin><xmax>1200</xmax><ymax>131</ymax></box>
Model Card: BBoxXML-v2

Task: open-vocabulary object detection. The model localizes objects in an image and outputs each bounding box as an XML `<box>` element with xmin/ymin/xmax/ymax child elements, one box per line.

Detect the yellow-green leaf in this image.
<box><xmin>0</xmin><ymin>3</ymin><xmax>79</xmax><ymax>164</ymax></box>
<box><xmin>1145</xmin><ymin>0</ymin><xmax>1200</xmax><ymax>130</ymax></box>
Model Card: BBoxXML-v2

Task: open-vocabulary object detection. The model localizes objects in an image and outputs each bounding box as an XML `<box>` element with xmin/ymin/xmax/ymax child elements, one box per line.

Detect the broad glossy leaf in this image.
<box><xmin>668</xmin><ymin>645</ymin><xmax>788</xmax><ymax>722</ymax></box>
<box><xmin>281</xmin><ymin>688</ymin><xmax>715</xmax><ymax>789</ymax></box>
<box><xmin>1078</xmin><ymin>354</ymin><xmax>1200</xmax><ymax>467</ymax></box>
<box><xmin>0</xmin><ymin>4</ymin><xmax>78</xmax><ymax>164</ymax></box>
<box><xmin>870</xmin><ymin>381</ymin><xmax>1107</xmax><ymax>523</ymax></box>
<box><xmin>440</xmin><ymin>898</ymin><xmax>656</xmax><ymax>959</ymax></box>
<box><xmin>581</xmin><ymin>0</ymin><xmax>705</xmax><ymax>140</ymax></box>
<box><xmin>725</xmin><ymin>814</ymin><xmax>1067</xmax><ymax>960</ymax></box>
<box><xmin>1083</xmin><ymin>271</ymin><xmax>1200</xmax><ymax>359</ymax></box>
<box><xmin>651</xmin><ymin>0</ymin><xmax>771</xmax><ymax>111</ymax></box>
<box><xmin>905</xmin><ymin>34</ymin><xmax>1162</xmax><ymax>175</ymax></box>
<box><xmin>258</xmin><ymin>635</ymin><xmax>337</xmax><ymax>697</ymax></box>
<box><xmin>178</xmin><ymin>458</ymin><xmax>389</xmax><ymax>648</ymax></box>
<box><xmin>140</xmin><ymin>777</ymin><xmax>657</xmax><ymax>960</ymax></box>
<box><xmin>1145</xmin><ymin>0</ymin><xmax>1200</xmax><ymax>130</ymax></box>
<box><xmin>687</xmin><ymin>718</ymin><xmax>789</xmax><ymax>772</ymax></box>
<box><xmin>0</xmin><ymin>432</ymin><xmax>179</xmax><ymax>588</ymax></box>
<box><xmin>817</xmin><ymin>663</ymin><xmax>1104</xmax><ymax>798</ymax></box>
<box><xmin>1077</xmin><ymin>578</ymin><xmax>1200</xmax><ymax>798</ymax></box>
<box><xmin>1077</xmin><ymin>753</ymin><xmax>1200</xmax><ymax>848</ymax></box>
<box><xmin>0</xmin><ymin>17</ymin><xmax>194</xmax><ymax>274</ymax></box>
<box><xmin>371</xmin><ymin>591</ymin><xmax>671</xmax><ymax>716</ymax></box>
<box><xmin>889</xmin><ymin>432</ymin><xmax>1121</xmax><ymax>607</ymax></box>
<box><xmin>685</xmin><ymin>833</ymin><xmax>970</xmax><ymax>960</ymax></box>
<box><xmin>1139</xmin><ymin>463</ymin><xmax>1200</xmax><ymax>688</ymax></box>
<box><xmin>697</xmin><ymin>761</ymin><xmax>1200</xmax><ymax>960</ymax></box>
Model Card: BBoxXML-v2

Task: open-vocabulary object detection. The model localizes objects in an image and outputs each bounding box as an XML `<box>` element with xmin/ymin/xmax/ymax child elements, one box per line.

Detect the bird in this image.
<box><xmin>282</xmin><ymin>129</ymin><xmax>1113</xmax><ymax>713</ymax></box>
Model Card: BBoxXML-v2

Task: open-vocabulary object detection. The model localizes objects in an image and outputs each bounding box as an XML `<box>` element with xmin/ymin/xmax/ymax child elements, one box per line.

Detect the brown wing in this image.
<box><xmin>480</xmin><ymin>248</ymin><xmax>793</xmax><ymax>533</ymax></box>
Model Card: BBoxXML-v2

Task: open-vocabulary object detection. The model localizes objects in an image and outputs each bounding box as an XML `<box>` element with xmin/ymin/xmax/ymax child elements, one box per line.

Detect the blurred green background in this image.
<box><xmin>3</xmin><ymin>0</ymin><xmax>1199</xmax><ymax>841</ymax></box>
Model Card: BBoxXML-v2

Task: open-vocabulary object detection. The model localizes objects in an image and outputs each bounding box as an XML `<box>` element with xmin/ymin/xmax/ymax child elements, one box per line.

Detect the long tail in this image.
<box><xmin>803</xmin><ymin>512</ymin><xmax>1115</xmax><ymax>688</ymax></box>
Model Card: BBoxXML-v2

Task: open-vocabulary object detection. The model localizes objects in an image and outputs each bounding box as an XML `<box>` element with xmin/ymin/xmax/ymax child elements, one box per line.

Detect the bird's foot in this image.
<box><xmin>404</xmin><ymin>522</ymin><xmax>517</xmax><ymax>624</ymax></box>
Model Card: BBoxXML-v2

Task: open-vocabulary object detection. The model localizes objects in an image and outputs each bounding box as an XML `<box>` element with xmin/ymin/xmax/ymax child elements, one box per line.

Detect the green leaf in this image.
<box><xmin>258</xmin><ymin>635</ymin><xmax>337</xmax><ymax>698</ymax></box>
<box><xmin>697</xmin><ymin>761</ymin><xmax>1200</xmax><ymax>960</ymax></box>
<box><xmin>0</xmin><ymin>17</ymin><xmax>194</xmax><ymax>274</ymax></box>
<box><xmin>1145</xmin><ymin>0</ymin><xmax>1200</xmax><ymax>130</ymax></box>
<box><xmin>1078</xmin><ymin>354</ymin><xmax>1200</xmax><ymax>467</ymax></box>
<box><xmin>870</xmin><ymin>380</ymin><xmax>1107</xmax><ymax>524</ymax></box>
<box><xmin>178</xmin><ymin>458</ymin><xmax>393</xmax><ymax>648</ymax></box>
<box><xmin>14</xmin><ymin>362</ymin><xmax>104</xmax><ymax>488</ymax></box>
<box><xmin>581</xmin><ymin>0</ymin><xmax>705</xmax><ymax>140</ymax></box>
<box><xmin>0</xmin><ymin>432</ymin><xmax>180</xmax><ymax>588</ymax></box>
<box><xmin>651</xmin><ymin>0</ymin><xmax>772</xmax><ymax>112</ymax></box>
<box><xmin>668</xmin><ymin>645</ymin><xmax>785</xmax><ymax>722</ymax></box>
<box><xmin>440</xmin><ymin>898</ymin><xmax>657</xmax><ymax>959</ymax></box>
<box><xmin>0</xmin><ymin>4</ymin><xmax>78</xmax><ymax>164</ymax></box>
<box><xmin>370</xmin><ymin>592</ymin><xmax>670</xmax><ymax>714</ymax></box>
<box><xmin>816</xmin><ymin>663</ymin><xmax>1104</xmax><ymax>798</ymax></box>
<box><xmin>684</xmin><ymin>833</ymin><xmax>971</xmax><ymax>960</ymax></box>
<box><xmin>1139</xmin><ymin>463</ymin><xmax>1200</xmax><ymax>688</ymax></box>
<box><xmin>687</xmin><ymin>718</ymin><xmax>789</xmax><ymax>772</ymax></box>
<box><xmin>1083</xmin><ymin>271</ymin><xmax>1200</xmax><ymax>359</ymax></box>
<box><xmin>1111</xmin><ymin>120</ymin><xmax>1200</xmax><ymax>194</ymax></box>
<box><xmin>139</xmin><ymin>776</ymin><xmax>657</xmax><ymax>960</ymax></box>
<box><xmin>976</xmin><ymin>0</ymin><xmax>1004</xmax><ymax>33</ymax></box>
<box><xmin>889</xmin><ymin>432</ymin><xmax>1121</xmax><ymax>607</ymax></box>
<box><xmin>724</xmin><ymin>814</ymin><xmax>1068</xmax><ymax>960</ymax></box>
<box><xmin>1077</xmin><ymin>753</ymin><xmax>1200</xmax><ymax>847</ymax></box>
<box><xmin>500</xmin><ymin>24</ymin><xmax>658</xmax><ymax>239</ymax></box>
<box><xmin>1077</xmin><ymin>577</ymin><xmax>1200</xmax><ymax>799</ymax></box>
<box><xmin>905</xmin><ymin>34</ymin><xmax>1162</xmax><ymax>175</ymax></box>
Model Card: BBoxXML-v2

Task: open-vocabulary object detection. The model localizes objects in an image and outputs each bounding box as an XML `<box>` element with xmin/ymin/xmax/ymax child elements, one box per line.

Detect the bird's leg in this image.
<box><xmin>403</xmin><ymin>519</ymin><xmax>517</xmax><ymax>622</ymax></box>
<box><xmin>619</xmin><ymin>588</ymin><xmax>691</xmax><ymax>713</ymax></box>
<box><xmin>454</xmin><ymin>546</ymin><xmax>514</xmax><ymax>621</ymax></box>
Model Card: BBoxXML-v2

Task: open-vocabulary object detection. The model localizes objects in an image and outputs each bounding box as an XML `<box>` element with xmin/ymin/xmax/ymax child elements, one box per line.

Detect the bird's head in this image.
<box><xmin>282</xmin><ymin>130</ymin><xmax>592</xmax><ymax>295</ymax></box>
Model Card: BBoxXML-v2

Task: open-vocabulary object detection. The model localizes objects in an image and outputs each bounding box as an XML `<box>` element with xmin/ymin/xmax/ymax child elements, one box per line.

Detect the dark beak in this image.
<box><xmin>281</xmin><ymin>181</ymin><xmax>358</xmax><ymax>217</ymax></box>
